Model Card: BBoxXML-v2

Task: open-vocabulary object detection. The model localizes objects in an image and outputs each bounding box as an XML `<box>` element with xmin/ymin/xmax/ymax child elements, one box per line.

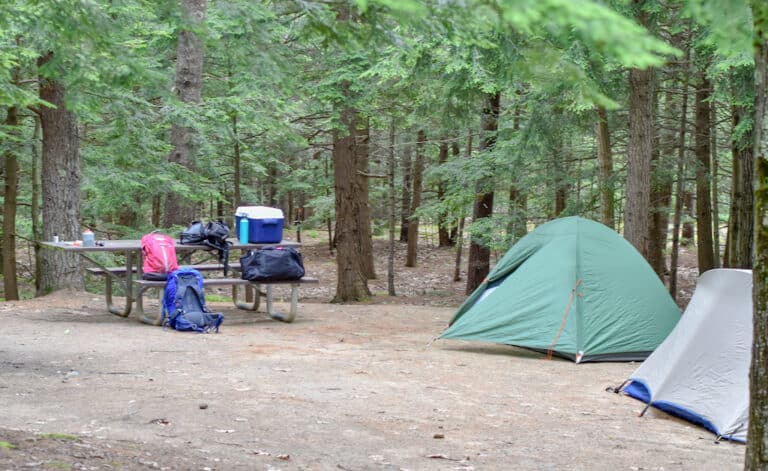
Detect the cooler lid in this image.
<box><xmin>236</xmin><ymin>206</ymin><xmax>284</xmax><ymax>219</ymax></box>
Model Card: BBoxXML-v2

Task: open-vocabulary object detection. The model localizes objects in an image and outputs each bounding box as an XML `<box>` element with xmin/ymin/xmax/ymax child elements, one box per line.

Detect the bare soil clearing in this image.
<box><xmin>0</xmin><ymin>241</ymin><xmax>741</xmax><ymax>470</ymax></box>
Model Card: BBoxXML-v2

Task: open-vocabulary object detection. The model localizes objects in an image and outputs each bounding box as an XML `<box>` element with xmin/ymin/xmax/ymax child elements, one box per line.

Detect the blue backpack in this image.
<box><xmin>162</xmin><ymin>268</ymin><xmax>224</xmax><ymax>333</ymax></box>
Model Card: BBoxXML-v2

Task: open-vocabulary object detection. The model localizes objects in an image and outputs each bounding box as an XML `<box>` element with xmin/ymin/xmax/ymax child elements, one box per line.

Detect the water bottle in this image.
<box><xmin>238</xmin><ymin>217</ymin><xmax>249</xmax><ymax>244</ymax></box>
<box><xmin>82</xmin><ymin>229</ymin><xmax>95</xmax><ymax>247</ymax></box>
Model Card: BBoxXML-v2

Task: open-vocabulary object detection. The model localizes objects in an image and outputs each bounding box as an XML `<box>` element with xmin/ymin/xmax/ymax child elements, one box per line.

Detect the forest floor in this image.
<box><xmin>0</xmin><ymin>237</ymin><xmax>743</xmax><ymax>470</ymax></box>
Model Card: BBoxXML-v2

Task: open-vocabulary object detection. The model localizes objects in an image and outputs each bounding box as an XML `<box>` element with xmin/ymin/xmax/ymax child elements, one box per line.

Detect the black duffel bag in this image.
<box><xmin>240</xmin><ymin>247</ymin><xmax>305</xmax><ymax>282</ymax></box>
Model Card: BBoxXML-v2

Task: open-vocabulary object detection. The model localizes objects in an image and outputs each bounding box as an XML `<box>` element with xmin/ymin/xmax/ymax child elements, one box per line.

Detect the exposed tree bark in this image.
<box><xmin>670</xmin><ymin>32</ymin><xmax>691</xmax><ymax>300</ymax></box>
<box><xmin>332</xmin><ymin>106</ymin><xmax>370</xmax><ymax>302</ymax></box>
<box><xmin>232</xmin><ymin>113</ymin><xmax>242</xmax><ymax>208</ymax></box>
<box><xmin>508</xmin><ymin>103</ymin><xmax>527</xmax><ymax>240</ymax></box>
<box><xmin>163</xmin><ymin>0</ymin><xmax>207</xmax><ymax>227</ymax></box>
<box><xmin>746</xmin><ymin>6</ymin><xmax>768</xmax><ymax>466</ymax></box>
<box><xmin>265</xmin><ymin>163</ymin><xmax>278</xmax><ymax>207</ymax></box>
<box><xmin>437</xmin><ymin>140</ymin><xmax>452</xmax><ymax>247</ymax></box>
<box><xmin>3</xmin><ymin>104</ymin><xmax>20</xmax><ymax>300</ymax></box>
<box><xmin>449</xmin><ymin>142</ymin><xmax>461</xmax><ymax>243</ymax></box>
<box><xmin>454</xmin><ymin>131</ymin><xmax>472</xmax><ymax>283</ymax></box>
<box><xmin>669</xmin><ymin>23</ymin><xmax>693</xmax><ymax>300</ymax></box>
<box><xmin>30</xmin><ymin>117</ymin><xmax>42</xmax><ymax>293</ymax></box>
<box><xmin>727</xmin><ymin>67</ymin><xmax>755</xmax><ymax>269</ymax></box>
<box><xmin>466</xmin><ymin>92</ymin><xmax>499</xmax><ymax>294</ymax></box>
<box><xmin>509</xmin><ymin>186</ymin><xmax>527</xmax><ymax>239</ymax></box>
<box><xmin>399</xmin><ymin>139</ymin><xmax>412</xmax><ymax>242</ymax></box>
<box><xmin>596</xmin><ymin>105</ymin><xmax>615</xmax><ymax>229</ymax></box>
<box><xmin>356</xmin><ymin>122</ymin><xmax>376</xmax><ymax>279</ymax></box>
<box><xmin>682</xmin><ymin>191</ymin><xmax>695</xmax><ymax>243</ymax></box>
<box><xmin>711</xmin><ymin>99</ymin><xmax>721</xmax><ymax>268</ymax></box>
<box><xmin>694</xmin><ymin>70</ymin><xmax>716</xmax><ymax>274</ymax></box>
<box><xmin>387</xmin><ymin>119</ymin><xmax>397</xmax><ymax>296</ymax></box>
<box><xmin>406</xmin><ymin>130</ymin><xmax>426</xmax><ymax>267</ymax></box>
<box><xmin>624</xmin><ymin>1</ymin><xmax>655</xmax><ymax>259</ymax></box>
<box><xmin>325</xmin><ymin>153</ymin><xmax>333</xmax><ymax>252</ymax></box>
<box><xmin>37</xmin><ymin>52</ymin><xmax>83</xmax><ymax>294</ymax></box>
<box><xmin>151</xmin><ymin>196</ymin><xmax>161</xmax><ymax>227</ymax></box>
<box><xmin>452</xmin><ymin>216</ymin><xmax>466</xmax><ymax>282</ymax></box>
<box><xmin>648</xmin><ymin>85</ymin><xmax>674</xmax><ymax>278</ymax></box>
<box><xmin>552</xmin><ymin>141</ymin><xmax>573</xmax><ymax>218</ymax></box>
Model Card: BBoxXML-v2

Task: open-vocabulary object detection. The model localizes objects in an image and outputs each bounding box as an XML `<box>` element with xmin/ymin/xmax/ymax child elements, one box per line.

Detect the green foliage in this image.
<box><xmin>686</xmin><ymin>0</ymin><xmax>753</xmax><ymax>58</ymax></box>
<box><xmin>2</xmin><ymin>0</ymin><xmax>753</xmax><ymax>284</ymax></box>
<box><xmin>466</xmin><ymin>214</ymin><xmax>516</xmax><ymax>252</ymax></box>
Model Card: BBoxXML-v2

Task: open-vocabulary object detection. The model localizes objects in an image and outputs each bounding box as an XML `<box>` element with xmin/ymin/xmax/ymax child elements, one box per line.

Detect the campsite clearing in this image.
<box><xmin>0</xmin><ymin>288</ymin><xmax>744</xmax><ymax>470</ymax></box>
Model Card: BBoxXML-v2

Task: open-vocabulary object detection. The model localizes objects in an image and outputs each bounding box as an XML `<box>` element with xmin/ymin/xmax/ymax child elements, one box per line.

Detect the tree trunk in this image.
<box><xmin>695</xmin><ymin>71</ymin><xmax>716</xmax><ymax>274</ymax></box>
<box><xmin>437</xmin><ymin>140</ymin><xmax>452</xmax><ymax>247</ymax></box>
<box><xmin>448</xmin><ymin>142</ymin><xmax>461</xmax><ymax>243</ymax></box>
<box><xmin>711</xmin><ymin>100</ymin><xmax>721</xmax><ymax>268</ymax></box>
<box><xmin>454</xmin><ymin>131</ymin><xmax>472</xmax><ymax>283</ymax></box>
<box><xmin>325</xmin><ymin>154</ymin><xmax>333</xmax><ymax>252</ymax></box>
<box><xmin>356</xmin><ymin>122</ymin><xmax>376</xmax><ymax>279</ymax></box>
<box><xmin>625</xmin><ymin>7</ymin><xmax>655</xmax><ymax>259</ymax></box>
<box><xmin>746</xmin><ymin>13</ymin><xmax>768</xmax><ymax>467</ymax></box>
<box><xmin>399</xmin><ymin>139</ymin><xmax>412</xmax><ymax>242</ymax></box>
<box><xmin>727</xmin><ymin>67</ymin><xmax>755</xmax><ymax>269</ymax></box>
<box><xmin>163</xmin><ymin>0</ymin><xmax>207</xmax><ymax>227</ymax></box>
<box><xmin>509</xmin><ymin>186</ymin><xmax>527</xmax><ymax>240</ymax></box>
<box><xmin>453</xmin><ymin>217</ymin><xmax>465</xmax><ymax>282</ymax></box>
<box><xmin>387</xmin><ymin>119</ymin><xmax>397</xmax><ymax>296</ymax></box>
<box><xmin>31</xmin><ymin>118</ymin><xmax>42</xmax><ymax>293</ymax></box>
<box><xmin>554</xmin><ymin>146</ymin><xmax>568</xmax><ymax>217</ymax></box>
<box><xmin>508</xmin><ymin>103</ymin><xmax>527</xmax><ymax>240</ymax></box>
<box><xmin>670</xmin><ymin>31</ymin><xmax>691</xmax><ymax>300</ymax></box>
<box><xmin>406</xmin><ymin>130</ymin><xmax>426</xmax><ymax>267</ymax></box>
<box><xmin>682</xmin><ymin>191</ymin><xmax>695</xmax><ymax>243</ymax></box>
<box><xmin>38</xmin><ymin>52</ymin><xmax>83</xmax><ymax>294</ymax></box>
<box><xmin>332</xmin><ymin>107</ymin><xmax>370</xmax><ymax>302</ymax></box>
<box><xmin>2</xmin><ymin>104</ymin><xmax>20</xmax><ymax>300</ymax></box>
<box><xmin>265</xmin><ymin>163</ymin><xmax>278</xmax><ymax>207</ymax></box>
<box><xmin>466</xmin><ymin>92</ymin><xmax>500</xmax><ymax>294</ymax></box>
<box><xmin>232</xmin><ymin>113</ymin><xmax>242</xmax><ymax>208</ymax></box>
<box><xmin>596</xmin><ymin>105</ymin><xmax>615</xmax><ymax>229</ymax></box>
<box><xmin>648</xmin><ymin>86</ymin><xmax>674</xmax><ymax>278</ymax></box>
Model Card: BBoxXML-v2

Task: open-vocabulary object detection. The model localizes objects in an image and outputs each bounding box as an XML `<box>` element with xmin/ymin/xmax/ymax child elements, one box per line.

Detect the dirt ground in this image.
<box><xmin>0</xmin><ymin>240</ymin><xmax>743</xmax><ymax>470</ymax></box>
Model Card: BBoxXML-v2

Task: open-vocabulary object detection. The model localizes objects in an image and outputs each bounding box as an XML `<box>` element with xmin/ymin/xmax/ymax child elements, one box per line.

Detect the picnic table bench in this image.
<box><xmin>133</xmin><ymin>276</ymin><xmax>318</xmax><ymax>325</ymax></box>
<box><xmin>41</xmin><ymin>239</ymin><xmax>317</xmax><ymax>325</ymax></box>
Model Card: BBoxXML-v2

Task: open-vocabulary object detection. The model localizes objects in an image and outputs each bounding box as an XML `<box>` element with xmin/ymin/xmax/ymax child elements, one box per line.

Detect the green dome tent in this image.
<box><xmin>440</xmin><ymin>217</ymin><xmax>681</xmax><ymax>363</ymax></box>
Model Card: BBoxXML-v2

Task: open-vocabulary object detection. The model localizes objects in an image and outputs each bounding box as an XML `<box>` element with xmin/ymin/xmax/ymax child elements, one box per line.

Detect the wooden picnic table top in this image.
<box><xmin>40</xmin><ymin>239</ymin><xmax>299</xmax><ymax>252</ymax></box>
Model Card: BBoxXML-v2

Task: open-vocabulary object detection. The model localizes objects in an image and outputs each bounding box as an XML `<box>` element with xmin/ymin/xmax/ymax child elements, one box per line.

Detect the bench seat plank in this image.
<box><xmin>87</xmin><ymin>263</ymin><xmax>240</xmax><ymax>275</ymax></box>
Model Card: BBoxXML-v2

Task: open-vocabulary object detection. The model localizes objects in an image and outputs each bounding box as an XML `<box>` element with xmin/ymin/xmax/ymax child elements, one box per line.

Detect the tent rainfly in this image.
<box><xmin>619</xmin><ymin>269</ymin><xmax>753</xmax><ymax>442</ymax></box>
<box><xmin>440</xmin><ymin>216</ymin><xmax>681</xmax><ymax>363</ymax></box>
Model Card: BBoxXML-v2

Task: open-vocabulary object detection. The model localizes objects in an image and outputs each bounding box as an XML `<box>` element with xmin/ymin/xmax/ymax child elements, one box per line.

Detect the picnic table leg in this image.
<box><xmin>232</xmin><ymin>283</ymin><xmax>260</xmax><ymax>311</ymax></box>
<box><xmin>137</xmin><ymin>284</ymin><xmax>163</xmax><ymax>326</ymax></box>
<box><xmin>268</xmin><ymin>283</ymin><xmax>299</xmax><ymax>323</ymax></box>
<box><xmin>105</xmin><ymin>251</ymin><xmax>133</xmax><ymax>317</ymax></box>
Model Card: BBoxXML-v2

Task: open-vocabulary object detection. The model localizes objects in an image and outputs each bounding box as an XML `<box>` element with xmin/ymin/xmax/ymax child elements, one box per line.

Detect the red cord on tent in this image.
<box><xmin>546</xmin><ymin>278</ymin><xmax>582</xmax><ymax>360</ymax></box>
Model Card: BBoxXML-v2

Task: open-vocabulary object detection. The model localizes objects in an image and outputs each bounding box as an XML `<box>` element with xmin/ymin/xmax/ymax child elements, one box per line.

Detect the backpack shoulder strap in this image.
<box><xmin>204</xmin><ymin>239</ymin><xmax>231</xmax><ymax>276</ymax></box>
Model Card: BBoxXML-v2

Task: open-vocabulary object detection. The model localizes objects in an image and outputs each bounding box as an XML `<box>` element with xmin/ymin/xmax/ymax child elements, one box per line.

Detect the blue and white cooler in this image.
<box><xmin>235</xmin><ymin>206</ymin><xmax>284</xmax><ymax>243</ymax></box>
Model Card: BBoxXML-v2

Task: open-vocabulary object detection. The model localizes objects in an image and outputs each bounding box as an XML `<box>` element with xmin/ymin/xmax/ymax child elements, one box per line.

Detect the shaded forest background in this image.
<box><xmin>0</xmin><ymin>0</ymin><xmax>760</xmax><ymax>302</ymax></box>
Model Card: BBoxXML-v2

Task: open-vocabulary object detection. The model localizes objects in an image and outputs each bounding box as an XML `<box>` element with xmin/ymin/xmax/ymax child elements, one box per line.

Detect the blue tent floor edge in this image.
<box><xmin>623</xmin><ymin>381</ymin><xmax>746</xmax><ymax>443</ymax></box>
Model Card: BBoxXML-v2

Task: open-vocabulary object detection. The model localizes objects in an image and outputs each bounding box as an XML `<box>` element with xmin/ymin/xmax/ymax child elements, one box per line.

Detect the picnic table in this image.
<box><xmin>40</xmin><ymin>239</ymin><xmax>316</xmax><ymax>325</ymax></box>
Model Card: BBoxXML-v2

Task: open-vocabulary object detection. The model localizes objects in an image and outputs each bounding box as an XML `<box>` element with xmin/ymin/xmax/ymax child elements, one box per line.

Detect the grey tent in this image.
<box><xmin>621</xmin><ymin>269</ymin><xmax>753</xmax><ymax>442</ymax></box>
